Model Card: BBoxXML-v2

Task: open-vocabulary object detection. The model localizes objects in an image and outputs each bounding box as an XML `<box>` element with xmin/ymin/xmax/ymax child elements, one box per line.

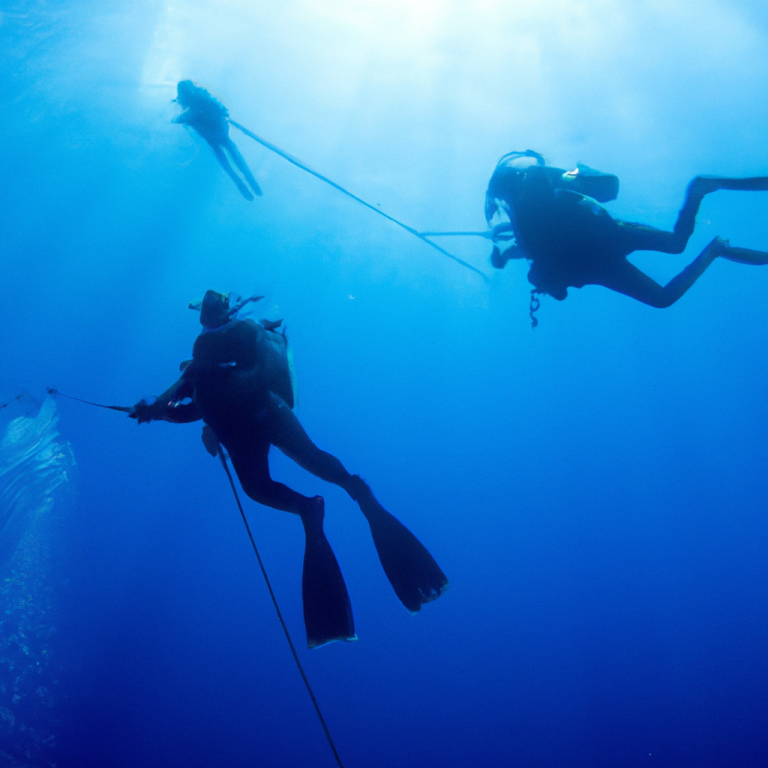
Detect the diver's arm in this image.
<box><xmin>491</xmin><ymin>222</ymin><xmax>516</xmax><ymax>241</ymax></box>
<box><xmin>172</xmin><ymin>109</ymin><xmax>193</xmax><ymax>125</ymax></box>
<box><xmin>491</xmin><ymin>244</ymin><xmax>524</xmax><ymax>269</ymax></box>
<box><xmin>154</xmin><ymin>374</ymin><xmax>201</xmax><ymax>423</ymax></box>
<box><xmin>130</xmin><ymin>374</ymin><xmax>201</xmax><ymax>425</ymax></box>
<box><xmin>499</xmin><ymin>244</ymin><xmax>524</xmax><ymax>259</ymax></box>
<box><xmin>157</xmin><ymin>397</ymin><xmax>201</xmax><ymax>424</ymax></box>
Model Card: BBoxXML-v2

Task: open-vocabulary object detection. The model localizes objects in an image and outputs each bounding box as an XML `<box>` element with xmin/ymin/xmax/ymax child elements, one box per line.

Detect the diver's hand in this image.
<box><xmin>129</xmin><ymin>397</ymin><xmax>159</xmax><ymax>424</ymax></box>
<box><xmin>490</xmin><ymin>243</ymin><xmax>522</xmax><ymax>269</ymax></box>
<box><xmin>491</xmin><ymin>222</ymin><xmax>515</xmax><ymax>241</ymax></box>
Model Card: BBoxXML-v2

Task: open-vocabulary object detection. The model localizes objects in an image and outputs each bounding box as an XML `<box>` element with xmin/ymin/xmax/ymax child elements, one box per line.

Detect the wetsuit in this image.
<box><xmin>494</xmin><ymin>164</ymin><xmax>623</xmax><ymax>299</ymax></box>
<box><xmin>486</xmin><ymin>158</ymin><xmax>768</xmax><ymax>307</ymax></box>
<box><xmin>151</xmin><ymin>318</ymin><xmax>352</xmax><ymax>514</ymax></box>
<box><xmin>174</xmin><ymin>82</ymin><xmax>262</xmax><ymax>200</ymax></box>
<box><xmin>133</xmin><ymin>301</ymin><xmax>448</xmax><ymax>646</ymax></box>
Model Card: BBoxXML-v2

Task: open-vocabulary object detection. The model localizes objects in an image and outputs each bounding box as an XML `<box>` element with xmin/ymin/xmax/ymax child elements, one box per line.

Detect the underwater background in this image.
<box><xmin>2</xmin><ymin>0</ymin><xmax>768</xmax><ymax>765</ymax></box>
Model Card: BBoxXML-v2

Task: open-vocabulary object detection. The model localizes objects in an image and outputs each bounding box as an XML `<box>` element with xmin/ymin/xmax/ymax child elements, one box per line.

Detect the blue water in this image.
<box><xmin>2</xmin><ymin>1</ymin><xmax>768</xmax><ymax>766</ymax></box>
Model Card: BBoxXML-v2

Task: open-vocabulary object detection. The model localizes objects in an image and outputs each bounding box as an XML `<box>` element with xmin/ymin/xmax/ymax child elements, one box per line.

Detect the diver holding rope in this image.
<box><xmin>129</xmin><ymin>291</ymin><xmax>448</xmax><ymax>649</ymax></box>
<box><xmin>173</xmin><ymin>80</ymin><xmax>263</xmax><ymax>201</ymax></box>
<box><xmin>484</xmin><ymin>150</ymin><xmax>768</xmax><ymax>317</ymax></box>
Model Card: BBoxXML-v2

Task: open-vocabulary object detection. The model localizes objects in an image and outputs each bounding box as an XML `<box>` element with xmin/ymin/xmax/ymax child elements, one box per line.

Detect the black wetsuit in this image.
<box><xmin>154</xmin><ymin>318</ymin><xmax>352</xmax><ymax>514</ymax></box>
<box><xmin>486</xmin><ymin>162</ymin><xmax>717</xmax><ymax>304</ymax></box>
<box><xmin>175</xmin><ymin>90</ymin><xmax>231</xmax><ymax>145</ymax></box>
<box><xmin>503</xmin><ymin>165</ymin><xmax>622</xmax><ymax>299</ymax></box>
<box><xmin>174</xmin><ymin>84</ymin><xmax>262</xmax><ymax>200</ymax></box>
<box><xmin>138</xmin><ymin>313</ymin><xmax>450</xmax><ymax>636</ymax></box>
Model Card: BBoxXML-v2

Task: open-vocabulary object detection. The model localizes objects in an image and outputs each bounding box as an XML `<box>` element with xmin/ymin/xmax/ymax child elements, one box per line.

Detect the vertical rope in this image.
<box><xmin>46</xmin><ymin>391</ymin><xmax>346</xmax><ymax>765</ymax></box>
<box><xmin>217</xmin><ymin>448</ymin><xmax>346</xmax><ymax>768</ymax></box>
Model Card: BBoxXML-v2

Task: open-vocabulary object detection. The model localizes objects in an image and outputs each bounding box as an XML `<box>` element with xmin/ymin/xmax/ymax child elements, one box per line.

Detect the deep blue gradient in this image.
<box><xmin>2</xmin><ymin>1</ymin><xmax>767</xmax><ymax>766</ymax></box>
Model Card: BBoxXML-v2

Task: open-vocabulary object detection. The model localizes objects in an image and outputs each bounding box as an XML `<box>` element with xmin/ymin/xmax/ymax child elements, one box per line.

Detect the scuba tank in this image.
<box><xmin>563</xmin><ymin>163</ymin><xmax>619</xmax><ymax>203</ymax></box>
<box><xmin>258</xmin><ymin>321</ymin><xmax>296</xmax><ymax>409</ymax></box>
<box><xmin>188</xmin><ymin>292</ymin><xmax>297</xmax><ymax>408</ymax></box>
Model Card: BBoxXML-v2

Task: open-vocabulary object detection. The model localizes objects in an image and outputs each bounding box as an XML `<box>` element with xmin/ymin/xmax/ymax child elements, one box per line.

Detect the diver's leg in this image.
<box><xmin>617</xmin><ymin>177</ymin><xmax>768</xmax><ymax>257</ymax></box>
<box><xmin>668</xmin><ymin>177</ymin><xmax>713</xmax><ymax>249</ymax></box>
<box><xmin>266</xmin><ymin>394</ymin><xmax>358</xmax><ymax>491</ymax></box>
<box><xmin>672</xmin><ymin>176</ymin><xmax>768</xmax><ymax>262</ymax></box>
<box><xmin>614</xmin><ymin>178</ymin><xmax>714</xmax><ymax>255</ymax></box>
<box><xmin>223</xmin><ymin>137</ymin><xmax>263</xmax><ymax>196</ymax></box>
<box><xmin>227</xmin><ymin>437</ymin><xmax>355</xmax><ymax>647</ymax></box>
<box><xmin>719</xmin><ymin>245</ymin><xmax>768</xmax><ymax>265</ymax></box>
<box><xmin>670</xmin><ymin>176</ymin><xmax>768</xmax><ymax>250</ymax></box>
<box><xmin>226</xmin><ymin>438</ymin><xmax>309</xmax><ymax>513</ymax></box>
<box><xmin>594</xmin><ymin>237</ymin><xmax>726</xmax><ymax>308</ymax></box>
<box><xmin>615</xmin><ymin>221</ymin><xmax>689</xmax><ymax>255</ymax></box>
<box><xmin>266</xmin><ymin>394</ymin><xmax>449</xmax><ymax>611</ymax></box>
<box><xmin>689</xmin><ymin>176</ymin><xmax>768</xmax><ymax>195</ymax></box>
<box><xmin>208</xmin><ymin>142</ymin><xmax>254</xmax><ymax>201</ymax></box>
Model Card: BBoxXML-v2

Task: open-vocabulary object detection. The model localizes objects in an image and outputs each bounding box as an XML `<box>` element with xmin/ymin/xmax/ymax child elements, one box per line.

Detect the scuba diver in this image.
<box><xmin>130</xmin><ymin>291</ymin><xmax>448</xmax><ymax>649</ymax></box>
<box><xmin>485</xmin><ymin>150</ymin><xmax>768</xmax><ymax>318</ymax></box>
<box><xmin>173</xmin><ymin>80</ymin><xmax>263</xmax><ymax>201</ymax></box>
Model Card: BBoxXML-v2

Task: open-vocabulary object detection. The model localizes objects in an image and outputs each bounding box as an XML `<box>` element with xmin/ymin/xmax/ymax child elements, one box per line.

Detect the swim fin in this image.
<box><xmin>350</xmin><ymin>477</ymin><xmax>449</xmax><ymax>613</ymax></box>
<box><xmin>719</xmin><ymin>244</ymin><xmax>768</xmax><ymax>265</ymax></box>
<box><xmin>300</xmin><ymin>496</ymin><xmax>357</xmax><ymax>649</ymax></box>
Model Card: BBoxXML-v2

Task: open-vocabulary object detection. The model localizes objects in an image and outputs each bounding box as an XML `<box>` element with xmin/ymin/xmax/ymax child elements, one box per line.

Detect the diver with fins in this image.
<box><xmin>130</xmin><ymin>291</ymin><xmax>448</xmax><ymax>649</ymax></box>
<box><xmin>173</xmin><ymin>80</ymin><xmax>263</xmax><ymax>201</ymax></box>
<box><xmin>485</xmin><ymin>150</ymin><xmax>768</xmax><ymax>317</ymax></box>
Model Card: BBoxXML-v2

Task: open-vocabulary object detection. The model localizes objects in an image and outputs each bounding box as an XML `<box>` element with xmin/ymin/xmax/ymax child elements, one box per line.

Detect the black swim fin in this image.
<box><xmin>300</xmin><ymin>497</ymin><xmax>357</xmax><ymax>649</ymax></box>
<box><xmin>351</xmin><ymin>478</ymin><xmax>449</xmax><ymax>613</ymax></box>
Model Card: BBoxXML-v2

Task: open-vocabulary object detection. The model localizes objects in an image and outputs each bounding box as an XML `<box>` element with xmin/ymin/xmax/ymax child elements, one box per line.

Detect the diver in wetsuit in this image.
<box><xmin>173</xmin><ymin>80</ymin><xmax>262</xmax><ymax>201</ymax></box>
<box><xmin>130</xmin><ymin>291</ymin><xmax>448</xmax><ymax>649</ymax></box>
<box><xmin>486</xmin><ymin>150</ymin><xmax>768</xmax><ymax>312</ymax></box>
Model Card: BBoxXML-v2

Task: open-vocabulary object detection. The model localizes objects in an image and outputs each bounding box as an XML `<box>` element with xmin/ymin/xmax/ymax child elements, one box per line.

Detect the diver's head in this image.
<box><xmin>498</xmin><ymin>149</ymin><xmax>545</xmax><ymax>171</ymax></box>
<box><xmin>175</xmin><ymin>80</ymin><xmax>196</xmax><ymax>107</ymax></box>
<box><xmin>198</xmin><ymin>290</ymin><xmax>230</xmax><ymax>328</ymax></box>
<box><xmin>189</xmin><ymin>290</ymin><xmax>265</xmax><ymax>327</ymax></box>
<box><xmin>485</xmin><ymin>149</ymin><xmax>546</xmax><ymax>223</ymax></box>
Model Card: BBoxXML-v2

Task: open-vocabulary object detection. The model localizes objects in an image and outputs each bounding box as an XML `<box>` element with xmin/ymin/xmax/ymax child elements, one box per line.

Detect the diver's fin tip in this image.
<box><xmin>421</xmin><ymin>579</ymin><xmax>450</xmax><ymax>601</ymax></box>
<box><xmin>402</xmin><ymin>580</ymin><xmax>450</xmax><ymax>614</ymax></box>
<box><xmin>359</xmin><ymin>498</ymin><xmax>450</xmax><ymax>614</ymax></box>
<box><xmin>307</xmin><ymin>633</ymin><xmax>358</xmax><ymax>650</ymax></box>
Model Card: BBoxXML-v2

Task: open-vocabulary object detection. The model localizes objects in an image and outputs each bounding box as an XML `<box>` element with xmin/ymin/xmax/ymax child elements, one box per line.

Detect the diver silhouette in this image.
<box><xmin>173</xmin><ymin>80</ymin><xmax>262</xmax><ymax>201</ymax></box>
<box><xmin>130</xmin><ymin>291</ymin><xmax>448</xmax><ymax>648</ymax></box>
<box><xmin>486</xmin><ymin>150</ymin><xmax>768</xmax><ymax>311</ymax></box>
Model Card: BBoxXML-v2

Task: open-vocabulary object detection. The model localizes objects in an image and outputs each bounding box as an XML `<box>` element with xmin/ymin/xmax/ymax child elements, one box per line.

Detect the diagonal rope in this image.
<box><xmin>0</xmin><ymin>393</ymin><xmax>27</xmax><ymax>411</ymax></box>
<box><xmin>418</xmin><ymin>230</ymin><xmax>493</xmax><ymax>238</ymax></box>
<box><xmin>228</xmin><ymin>119</ymin><xmax>488</xmax><ymax>282</ymax></box>
<box><xmin>46</xmin><ymin>388</ymin><xmax>133</xmax><ymax>413</ymax></box>
<box><xmin>217</xmin><ymin>447</ymin><xmax>346</xmax><ymax>768</ymax></box>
